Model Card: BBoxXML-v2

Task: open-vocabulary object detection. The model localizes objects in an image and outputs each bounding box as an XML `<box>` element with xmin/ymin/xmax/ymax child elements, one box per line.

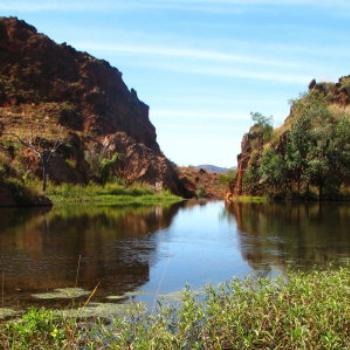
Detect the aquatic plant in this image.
<box><xmin>1</xmin><ymin>267</ymin><xmax>349</xmax><ymax>349</ymax></box>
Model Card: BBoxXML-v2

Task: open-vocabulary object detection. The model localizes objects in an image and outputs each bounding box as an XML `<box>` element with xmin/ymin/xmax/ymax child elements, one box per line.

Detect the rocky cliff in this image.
<box><xmin>179</xmin><ymin>166</ymin><xmax>231</xmax><ymax>199</ymax></box>
<box><xmin>230</xmin><ymin>76</ymin><xmax>350</xmax><ymax>199</ymax></box>
<box><xmin>0</xmin><ymin>17</ymin><xmax>192</xmax><ymax>197</ymax></box>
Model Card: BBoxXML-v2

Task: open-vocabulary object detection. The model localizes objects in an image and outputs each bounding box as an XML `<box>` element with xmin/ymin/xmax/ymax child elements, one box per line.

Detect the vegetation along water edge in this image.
<box><xmin>0</xmin><ymin>266</ymin><xmax>349</xmax><ymax>349</ymax></box>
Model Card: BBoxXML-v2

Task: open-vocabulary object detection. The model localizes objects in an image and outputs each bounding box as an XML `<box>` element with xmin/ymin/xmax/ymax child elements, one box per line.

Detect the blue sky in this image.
<box><xmin>1</xmin><ymin>1</ymin><xmax>350</xmax><ymax>167</ymax></box>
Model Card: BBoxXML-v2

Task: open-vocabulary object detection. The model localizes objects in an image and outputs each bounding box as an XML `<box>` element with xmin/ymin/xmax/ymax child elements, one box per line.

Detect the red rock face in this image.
<box><xmin>0</xmin><ymin>17</ymin><xmax>193</xmax><ymax>197</ymax></box>
<box><xmin>232</xmin><ymin>134</ymin><xmax>250</xmax><ymax>196</ymax></box>
<box><xmin>178</xmin><ymin>167</ymin><xmax>229</xmax><ymax>199</ymax></box>
<box><xmin>0</xmin><ymin>17</ymin><xmax>157</xmax><ymax>150</ymax></box>
<box><xmin>230</xmin><ymin>129</ymin><xmax>264</xmax><ymax>196</ymax></box>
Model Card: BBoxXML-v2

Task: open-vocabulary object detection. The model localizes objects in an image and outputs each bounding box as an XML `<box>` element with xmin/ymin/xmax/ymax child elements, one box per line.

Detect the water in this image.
<box><xmin>0</xmin><ymin>200</ymin><xmax>350</xmax><ymax>309</ymax></box>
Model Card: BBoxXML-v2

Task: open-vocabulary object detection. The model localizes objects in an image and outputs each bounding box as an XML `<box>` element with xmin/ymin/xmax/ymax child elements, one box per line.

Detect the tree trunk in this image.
<box><xmin>319</xmin><ymin>183</ymin><xmax>323</xmax><ymax>199</ymax></box>
<box><xmin>297</xmin><ymin>180</ymin><xmax>301</xmax><ymax>194</ymax></box>
<box><xmin>42</xmin><ymin>156</ymin><xmax>48</xmax><ymax>192</ymax></box>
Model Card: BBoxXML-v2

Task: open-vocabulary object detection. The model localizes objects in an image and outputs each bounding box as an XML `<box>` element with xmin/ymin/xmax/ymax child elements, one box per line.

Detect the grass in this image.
<box><xmin>1</xmin><ymin>178</ymin><xmax>183</xmax><ymax>207</ymax></box>
<box><xmin>1</xmin><ymin>267</ymin><xmax>349</xmax><ymax>349</ymax></box>
<box><xmin>45</xmin><ymin>182</ymin><xmax>182</xmax><ymax>207</ymax></box>
<box><xmin>231</xmin><ymin>195</ymin><xmax>268</xmax><ymax>203</ymax></box>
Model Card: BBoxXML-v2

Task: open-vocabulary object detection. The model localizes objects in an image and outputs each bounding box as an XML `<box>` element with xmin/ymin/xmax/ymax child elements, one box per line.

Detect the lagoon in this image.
<box><xmin>0</xmin><ymin>200</ymin><xmax>350</xmax><ymax>309</ymax></box>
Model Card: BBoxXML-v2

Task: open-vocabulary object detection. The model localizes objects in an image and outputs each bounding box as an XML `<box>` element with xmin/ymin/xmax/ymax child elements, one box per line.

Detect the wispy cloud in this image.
<box><xmin>74</xmin><ymin>41</ymin><xmax>313</xmax><ymax>84</ymax></box>
<box><xmin>151</xmin><ymin>109</ymin><xmax>248</xmax><ymax>121</ymax></box>
<box><xmin>75</xmin><ymin>42</ymin><xmax>301</xmax><ymax>69</ymax></box>
<box><xmin>1</xmin><ymin>0</ymin><xmax>350</xmax><ymax>13</ymax></box>
<box><xmin>181</xmin><ymin>65</ymin><xmax>310</xmax><ymax>84</ymax></box>
<box><xmin>132</xmin><ymin>60</ymin><xmax>310</xmax><ymax>85</ymax></box>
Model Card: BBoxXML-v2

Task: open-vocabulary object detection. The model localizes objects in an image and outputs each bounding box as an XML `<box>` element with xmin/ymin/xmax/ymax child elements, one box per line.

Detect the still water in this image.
<box><xmin>0</xmin><ymin>200</ymin><xmax>350</xmax><ymax>308</ymax></box>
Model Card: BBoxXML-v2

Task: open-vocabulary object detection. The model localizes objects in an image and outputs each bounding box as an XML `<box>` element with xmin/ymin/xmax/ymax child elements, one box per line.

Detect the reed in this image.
<box><xmin>1</xmin><ymin>266</ymin><xmax>349</xmax><ymax>349</ymax></box>
<box><xmin>74</xmin><ymin>255</ymin><xmax>82</xmax><ymax>288</ymax></box>
<box><xmin>1</xmin><ymin>272</ymin><xmax>4</xmax><ymax>306</ymax></box>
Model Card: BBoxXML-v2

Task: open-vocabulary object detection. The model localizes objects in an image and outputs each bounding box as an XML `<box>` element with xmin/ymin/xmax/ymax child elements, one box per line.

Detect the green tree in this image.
<box><xmin>243</xmin><ymin>152</ymin><xmax>261</xmax><ymax>194</ymax></box>
<box><xmin>250</xmin><ymin>112</ymin><xmax>272</xmax><ymax>128</ymax></box>
<box><xmin>259</xmin><ymin>148</ymin><xmax>286</xmax><ymax>193</ymax></box>
<box><xmin>285</xmin><ymin>114</ymin><xmax>312</xmax><ymax>193</ymax></box>
<box><xmin>250</xmin><ymin>112</ymin><xmax>273</xmax><ymax>143</ymax></box>
<box><xmin>84</xmin><ymin>144</ymin><xmax>121</xmax><ymax>185</ymax></box>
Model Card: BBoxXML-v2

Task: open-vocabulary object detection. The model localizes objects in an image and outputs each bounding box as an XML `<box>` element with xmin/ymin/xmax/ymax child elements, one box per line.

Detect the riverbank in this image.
<box><xmin>1</xmin><ymin>267</ymin><xmax>349</xmax><ymax>349</ymax></box>
<box><xmin>227</xmin><ymin>195</ymin><xmax>267</xmax><ymax>203</ymax></box>
<box><xmin>0</xmin><ymin>180</ymin><xmax>183</xmax><ymax>207</ymax></box>
<box><xmin>46</xmin><ymin>182</ymin><xmax>182</xmax><ymax>207</ymax></box>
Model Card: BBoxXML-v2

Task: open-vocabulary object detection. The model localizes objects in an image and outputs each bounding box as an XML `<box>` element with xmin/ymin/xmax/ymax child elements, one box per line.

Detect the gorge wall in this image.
<box><xmin>230</xmin><ymin>76</ymin><xmax>350</xmax><ymax>199</ymax></box>
<box><xmin>0</xmin><ymin>17</ymin><xmax>192</xmax><ymax>197</ymax></box>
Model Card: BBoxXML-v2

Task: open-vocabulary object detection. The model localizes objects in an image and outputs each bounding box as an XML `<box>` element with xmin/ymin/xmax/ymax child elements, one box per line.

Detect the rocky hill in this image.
<box><xmin>179</xmin><ymin>166</ymin><xmax>233</xmax><ymax>199</ymax></box>
<box><xmin>0</xmin><ymin>17</ymin><xmax>192</xmax><ymax>198</ymax></box>
<box><xmin>230</xmin><ymin>76</ymin><xmax>350</xmax><ymax>200</ymax></box>
<box><xmin>194</xmin><ymin>165</ymin><xmax>230</xmax><ymax>174</ymax></box>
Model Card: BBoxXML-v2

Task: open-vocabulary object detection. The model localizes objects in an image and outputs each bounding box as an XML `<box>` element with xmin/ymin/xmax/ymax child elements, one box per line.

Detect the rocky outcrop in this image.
<box><xmin>0</xmin><ymin>181</ymin><xmax>51</xmax><ymax>207</ymax></box>
<box><xmin>179</xmin><ymin>166</ymin><xmax>229</xmax><ymax>199</ymax></box>
<box><xmin>0</xmin><ymin>17</ymin><xmax>192</xmax><ymax>197</ymax></box>
<box><xmin>101</xmin><ymin>133</ymin><xmax>192</xmax><ymax>195</ymax></box>
<box><xmin>229</xmin><ymin>76</ymin><xmax>350</xmax><ymax>198</ymax></box>
<box><xmin>230</xmin><ymin>126</ymin><xmax>265</xmax><ymax>196</ymax></box>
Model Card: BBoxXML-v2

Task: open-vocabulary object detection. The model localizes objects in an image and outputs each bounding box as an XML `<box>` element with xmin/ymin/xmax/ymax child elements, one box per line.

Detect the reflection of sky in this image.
<box><xmin>2</xmin><ymin>0</ymin><xmax>350</xmax><ymax>166</ymax></box>
<box><xmin>141</xmin><ymin>201</ymin><xmax>252</xmax><ymax>298</ymax></box>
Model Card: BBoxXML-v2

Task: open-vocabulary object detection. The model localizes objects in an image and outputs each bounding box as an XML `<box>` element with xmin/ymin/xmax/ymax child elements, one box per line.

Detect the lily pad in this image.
<box><xmin>105</xmin><ymin>295</ymin><xmax>126</xmax><ymax>301</ymax></box>
<box><xmin>158</xmin><ymin>288</ymin><xmax>205</xmax><ymax>303</ymax></box>
<box><xmin>158</xmin><ymin>290</ymin><xmax>186</xmax><ymax>302</ymax></box>
<box><xmin>124</xmin><ymin>290</ymin><xmax>148</xmax><ymax>298</ymax></box>
<box><xmin>32</xmin><ymin>288</ymin><xmax>90</xmax><ymax>300</ymax></box>
<box><xmin>106</xmin><ymin>290</ymin><xmax>148</xmax><ymax>301</ymax></box>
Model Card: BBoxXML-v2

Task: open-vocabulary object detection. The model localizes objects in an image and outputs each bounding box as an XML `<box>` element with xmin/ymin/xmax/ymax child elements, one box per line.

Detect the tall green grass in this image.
<box><xmin>1</xmin><ymin>267</ymin><xmax>349</xmax><ymax>349</ymax></box>
<box><xmin>24</xmin><ymin>180</ymin><xmax>182</xmax><ymax>207</ymax></box>
<box><xmin>231</xmin><ymin>195</ymin><xmax>268</xmax><ymax>203</ymax></box>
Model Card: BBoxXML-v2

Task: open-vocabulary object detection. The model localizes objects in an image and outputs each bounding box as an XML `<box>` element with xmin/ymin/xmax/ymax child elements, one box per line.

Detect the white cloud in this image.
<box><xmin>75</xmin><ymin>42</ymin><xmax>301</xmax><ymax>69</ymax></box>
<box><xmin>136</xmin><ymin>60</ymin><xmax>310</xmax><ymax>85</ymax></box>
<box><xmin>1</xmin><ymin>0</ymin><xmax>350</xmax><ymax>13</ymax></box>
<box><xmin>151</xmin><ymin>109</ymin><xmax>248</xmax><ymax>121</ymax></box>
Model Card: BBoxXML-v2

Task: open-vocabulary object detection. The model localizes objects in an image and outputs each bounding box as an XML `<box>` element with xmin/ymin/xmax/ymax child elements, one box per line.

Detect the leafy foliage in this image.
<box><xmin>1</xmin><ymin>267</ymin><xmax>349</xmax><ymax>349</ymax></box>
<box><xmin>84</xmin><ymin>145</ymin><xmax>121</xmax><ymax>185</ymax></box>
<box><xmin>250</xmin><ymin>112</ymin><xmax>273</xmax><ymax>128</ymax></box>
<box><xmin>243</xmin><ymin>94</ymin><xmax>350</xmax><ymax>199</ymax></box>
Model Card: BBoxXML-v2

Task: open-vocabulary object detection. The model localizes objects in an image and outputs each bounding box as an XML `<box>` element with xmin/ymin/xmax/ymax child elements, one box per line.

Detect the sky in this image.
<box><xmin>1</xmin><ymin>1</ymin><xmax>350</xmax><ymax>167</ymax></box>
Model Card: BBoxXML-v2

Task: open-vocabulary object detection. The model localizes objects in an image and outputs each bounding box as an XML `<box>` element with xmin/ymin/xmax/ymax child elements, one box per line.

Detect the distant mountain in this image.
<box><xmin>194</xmin><ymin>165</ymin><xmax>230</xmax><ymax>174</ymax></box>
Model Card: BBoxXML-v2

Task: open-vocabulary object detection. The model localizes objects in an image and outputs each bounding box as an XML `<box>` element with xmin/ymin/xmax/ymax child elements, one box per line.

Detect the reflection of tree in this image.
<box><xmin>225</xmin><ymin>202</ymin><xmax>350</xmax><ymax>272</ymax></box>
<box><xmin>0</xmin><ymin>202</ymin><xmax>185</xmax><ymax>305</ymax></box>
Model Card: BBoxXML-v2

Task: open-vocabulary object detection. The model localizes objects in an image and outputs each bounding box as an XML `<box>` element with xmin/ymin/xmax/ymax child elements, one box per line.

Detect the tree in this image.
<box><xmin>250</xmin><ymin>112</ymin><xmax>273</xmax><ymax>143</ymax></box>
<box><xmin>306</xmin><ymin>116</ymin><xmax>350</xmax><ymax>198</ymax></box>
<box><xmin>285</xmin><ymin>114</ymin><xmax>312</xmax><ymax>193</ymax></box>
<box><xmin>2</xmin><ymin>133</ymin><xmax>64</xmax><ymax>192</ymax></box>
<box><xmin>259</xmin><ymin>148</ymin><xmax>286</xmax><ymax>193</ymax></box>
<box><xmin>250</xmin><ymin>112</ymin><xmax>273</xmax><ymax>128</ymax></box>
<box><xmin>242</xmin><ymin>151</ymin><xmax>261</xmax><ymax>194</ymax></box>
<box><xmin>84</xmin><ymin>143</ymin><xmax>121</xmax><ymax>185</ymax></box>
<box><xmin>334</xmin><ymin>118</ymin><xmax>350</xmax><ymax>181</ymax></box>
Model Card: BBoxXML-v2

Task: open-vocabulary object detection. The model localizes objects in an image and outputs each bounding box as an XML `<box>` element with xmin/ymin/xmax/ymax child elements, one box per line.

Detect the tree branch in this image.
<box><xmin>2</xmin><ymin>132</ymin><xmax>42</xmax><ymax>156</ymax></box>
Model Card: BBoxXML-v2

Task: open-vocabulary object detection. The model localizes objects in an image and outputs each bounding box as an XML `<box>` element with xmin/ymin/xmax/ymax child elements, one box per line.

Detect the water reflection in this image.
<box><xmin>0</xmin><ymin>200</ymin><xmax>350</xmax><ymax>308</ymax></box>
<box><xmin>0</xmin><ymin>203</ymin><xmax>185</xmax><ymax>306</ymax></box>
<box><xmin>226</xmin><ymin>202</ymin><xmax>350</xmax><ymax>271</ymax></box>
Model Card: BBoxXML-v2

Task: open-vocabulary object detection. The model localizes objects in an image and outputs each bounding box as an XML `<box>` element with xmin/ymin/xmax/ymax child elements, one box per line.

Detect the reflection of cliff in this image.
<box><xmin>0</xmin><ymin>203</ymin><xmax>184</xmax><ymax>304</ymax></box>
<box><xmin>226</xmin><ymin>202</ymin><xmax>350</xmax><ymax>271</ymax></box>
